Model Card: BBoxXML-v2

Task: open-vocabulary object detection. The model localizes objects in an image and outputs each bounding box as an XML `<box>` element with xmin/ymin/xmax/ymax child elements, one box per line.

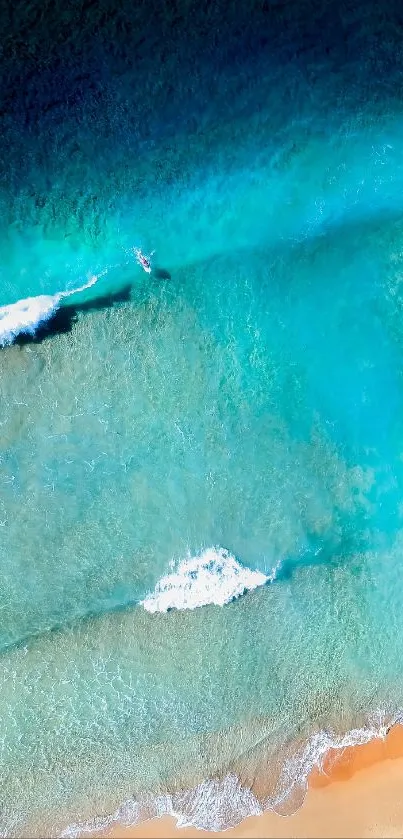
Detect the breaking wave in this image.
<box><xmin>141</xmin><ymin>547</ymin><xmax>269</xmax><ymax>613</ymax></box>
<box><xmin>0</xmin><ymin>273</ymin><xmax>102</xmax><ymax>347</ymax></box>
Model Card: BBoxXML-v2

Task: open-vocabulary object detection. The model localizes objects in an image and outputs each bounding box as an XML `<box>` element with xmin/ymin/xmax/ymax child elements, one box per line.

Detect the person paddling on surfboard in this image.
<box><xmin>133</xmin><ymin>247</ymin><xmax>155</xmax><ymax>274</ymax></box>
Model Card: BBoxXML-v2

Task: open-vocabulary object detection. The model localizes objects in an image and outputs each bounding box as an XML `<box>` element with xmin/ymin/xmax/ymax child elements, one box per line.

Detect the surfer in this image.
<box><xmin>133</xmin><ymin>247</ymin><xmax>155</xmax><ymax>274</ymax></box>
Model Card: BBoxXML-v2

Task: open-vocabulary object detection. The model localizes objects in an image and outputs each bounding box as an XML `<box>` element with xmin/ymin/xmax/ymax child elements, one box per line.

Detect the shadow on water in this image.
<box><xmin>13</xmin><ymin>283</ymin><xmax>133</xmax><ymax>347</ymax></box>
<box><xmin>270</xmin><ymin>527</ymin><xmax>376</xmax><ymax>587</ymax></box>
<box><xmin>7</xmin><ymin>262</ymin><xmax>174</xmax><ymax>350</ymax></box>
<box><xmin>154</xmin><ymin>266</ymin><xmax>172</xmax><ymax>281</ymax></box>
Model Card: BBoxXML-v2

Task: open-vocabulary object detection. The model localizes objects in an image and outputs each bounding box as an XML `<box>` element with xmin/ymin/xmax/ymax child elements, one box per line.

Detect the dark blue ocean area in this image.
<box><xmin>2</xmin><ymin>0</ymin><xmax>403</xmax><ymax>834</ymax></box>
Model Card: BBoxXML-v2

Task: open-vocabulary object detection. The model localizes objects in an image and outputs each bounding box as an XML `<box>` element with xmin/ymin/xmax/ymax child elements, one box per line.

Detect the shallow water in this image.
<box><xmin>2</xmin><ymin>0</ymin><xmax>403</xmax><ymax>834</ymax></box>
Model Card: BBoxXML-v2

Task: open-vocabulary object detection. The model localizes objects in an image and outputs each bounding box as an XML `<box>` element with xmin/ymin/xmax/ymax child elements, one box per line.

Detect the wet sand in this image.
<box><xmin>99</xmin><ymin>725</ymin><xmax>403</xmax><ymax>838</ymax></box>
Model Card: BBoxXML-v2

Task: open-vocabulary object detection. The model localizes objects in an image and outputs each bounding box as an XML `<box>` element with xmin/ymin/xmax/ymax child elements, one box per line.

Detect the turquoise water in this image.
<box><xmin>3</xmin><ymin>1</ymin><xmax>403</xmax><ymax>834</ymax></box>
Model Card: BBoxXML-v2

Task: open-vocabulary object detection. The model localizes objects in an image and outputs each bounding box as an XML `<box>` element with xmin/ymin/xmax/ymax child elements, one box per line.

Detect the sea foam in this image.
<box><xmin>61</xmin><ymin>713</ymin><xmax>403</xmax><ymax>838</ymax></box>
<box><xmin>141</xmin><ymin>547</ymin><xmax>268</xmax><ymax>613</ymax></box>
<box><xmin>60</xmin><ymin>774</ymin><xmax>262</xmax><ymax>838</ymax></box>
<box><xmin>0</xmin><ymin>273</ymin><xmax>102</xmax><ymax>347</ymax></box>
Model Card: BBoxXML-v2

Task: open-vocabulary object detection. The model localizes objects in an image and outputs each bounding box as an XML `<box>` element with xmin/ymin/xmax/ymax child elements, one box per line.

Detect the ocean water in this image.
<box><xmin>2</xmin><ymin>0</ymin><xmax>403</xmax><ymax>834</ymax></box>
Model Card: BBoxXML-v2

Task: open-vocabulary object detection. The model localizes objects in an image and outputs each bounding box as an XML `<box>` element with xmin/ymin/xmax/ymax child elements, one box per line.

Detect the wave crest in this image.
<box><xmin>141</xmin><ymin>547</ymin><xmax>268</xmax><ymax>613</ymax></box>
<box><xmin>0</xmin><ymin>274</ymin><xmax>101</xmax><ymax>347</ymax></box>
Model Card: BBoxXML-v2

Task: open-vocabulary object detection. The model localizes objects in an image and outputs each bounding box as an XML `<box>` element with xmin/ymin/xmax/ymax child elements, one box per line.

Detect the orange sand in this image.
<box><xmin>93</xmin><ymin>725</ymin><xmax>403</xmax><ymax>838</ymax></box>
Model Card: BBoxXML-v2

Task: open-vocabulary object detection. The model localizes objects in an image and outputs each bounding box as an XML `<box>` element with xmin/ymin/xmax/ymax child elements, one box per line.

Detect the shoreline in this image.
<box><xmin>91</xmin><ymin>723</ymin><xmax>403</xmax><ymax>839</ymax></box>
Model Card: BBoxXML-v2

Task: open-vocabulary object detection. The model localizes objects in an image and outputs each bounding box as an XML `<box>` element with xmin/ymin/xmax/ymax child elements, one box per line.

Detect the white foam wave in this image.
<box><xmin>271</xmin><ymin>708</ymin><xmax>403</xmax><ymax>815</ymax></box>
<box><xmin>61</xmin><ymin>712</ymin><xmax>403</xmax><ymax>838</ymax></box>
<box><xmin>141</xmin><ymin>547</ymin><xmax>268</xmax><ymax>613</ymax></box>
<box><xmin>60</xmin><ymin>712</ymin><xmax>403</xmax><ymax>839</ymax></box>
<box><xmin>60</xmin><ymin>775</ymin><xmax>262</xmax><ymax>838</ymax></box>
<box><xmin>0</xmin><ymin>273</ymin><xmax>102</xmax><ymax>347</ymax></box>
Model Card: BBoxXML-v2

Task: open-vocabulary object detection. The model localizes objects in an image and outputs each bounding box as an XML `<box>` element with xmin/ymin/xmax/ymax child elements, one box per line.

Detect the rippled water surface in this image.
<box><xmin>2</xmin><ymin>0</ymin><xmax>403</xmax><ymax>835</ymax></box>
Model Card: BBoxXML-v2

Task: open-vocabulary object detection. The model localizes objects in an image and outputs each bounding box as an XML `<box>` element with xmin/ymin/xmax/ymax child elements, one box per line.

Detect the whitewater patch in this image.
<box><xmin>0</xmin><ymin>273</ymin><xmax>103</xmax><ymax>347</ymax></box>
<box><xmin>60</xmin><ymin>774</ymin><xmax>263</xmax><ymax>838</ymax></box>
<box><xmin>61</xmin><ymin>712</ymin><xmax>403</xmax><ymax>838</ymax></box>
<box><xmin>270</xmin><ymin>713</ymin><xmax>398</xmax><ymax>815</ymax></box>
<box><xmin>141</xmin><ymin>547</ymin><xmax>269</xmax><ymax>613</ymax></box>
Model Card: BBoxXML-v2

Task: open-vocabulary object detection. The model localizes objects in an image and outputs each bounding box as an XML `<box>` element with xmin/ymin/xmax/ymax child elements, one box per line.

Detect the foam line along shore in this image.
<box><xmin>96</xmin><ymin>724</ymin><xmax>403</xmax><ymax>839</ymax></box>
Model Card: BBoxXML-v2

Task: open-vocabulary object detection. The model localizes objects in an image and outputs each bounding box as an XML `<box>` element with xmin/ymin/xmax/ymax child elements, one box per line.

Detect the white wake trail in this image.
<box><xmin>0</xmin><ymin>272</ymin><xmax>104</xmax><ymax>347</ymax></box>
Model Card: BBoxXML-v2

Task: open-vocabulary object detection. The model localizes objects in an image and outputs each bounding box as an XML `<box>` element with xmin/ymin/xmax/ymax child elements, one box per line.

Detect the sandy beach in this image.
<box><xmin>98</xmin><ymin>725</ymin><xmax>403</xmax><ymax>839</ymax></box>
